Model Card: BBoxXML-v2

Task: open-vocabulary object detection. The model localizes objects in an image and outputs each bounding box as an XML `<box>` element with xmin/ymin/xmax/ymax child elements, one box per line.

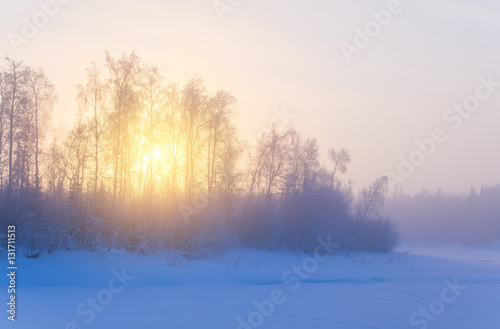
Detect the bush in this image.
<box><xmin>235</xmin><ymin>194</ymin><xmax>399</xmax><ymax>254</ymax></box>
<box><xmin>0</xmin><ymin>189</ymin><xmax>399</xmax><ymax>257</ymax></box>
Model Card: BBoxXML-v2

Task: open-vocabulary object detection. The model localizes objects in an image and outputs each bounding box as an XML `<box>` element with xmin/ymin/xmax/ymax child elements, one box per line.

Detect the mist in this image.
<box><xmin>0</xmin><ymin>1</ymin><xmax>499</xmax><ymax>328</ymax></box>
<box><xmin>385</xmin><ymin>185</ymin><xmax>500</xmax><ymax>245</ymax></box>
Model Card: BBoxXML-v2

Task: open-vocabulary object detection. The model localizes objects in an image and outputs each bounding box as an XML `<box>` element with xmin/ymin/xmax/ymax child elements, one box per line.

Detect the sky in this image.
<box><xmin>0</xmin><ymin>0</ymin><xmax>499</xmax><ymax>195</ymax></box>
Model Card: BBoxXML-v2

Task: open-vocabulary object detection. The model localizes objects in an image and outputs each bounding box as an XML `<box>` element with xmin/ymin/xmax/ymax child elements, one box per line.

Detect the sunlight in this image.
<box><xmin>141</xmin><ymin>144</ymin><xmax>164</xmax><ymax>165</ymax></box>
<box><xmin>153</xmin><ymin>147</ymin><xmax>163</xmax><ymax>160</ymax></box>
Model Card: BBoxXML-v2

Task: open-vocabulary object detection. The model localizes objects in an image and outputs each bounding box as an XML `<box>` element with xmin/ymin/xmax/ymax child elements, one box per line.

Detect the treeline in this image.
<box><xmin>0</xmin><ymin>57</ymin><xmax>56</xmax><ymax>203</ymax></box>
<box><xmin>0</xmin><ymin>52</ymin><xmax>399</xmax><ymax>258</ymax></box>
<box><xmin>385</xmin><ymin>185</ymin><xmax>500</xmax><ymax>245</ymax></box>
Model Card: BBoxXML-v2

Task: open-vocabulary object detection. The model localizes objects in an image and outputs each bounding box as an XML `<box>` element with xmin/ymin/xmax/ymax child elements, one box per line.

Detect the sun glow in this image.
<box><xmin>140</xmin><ymin>143</ymin><xmax>165</xmax><ymax>164</ymax></box>
<box><xmin>153</xmin><ymin>147</ymin><xmax>163</xmax><ymax>160</ymax></box>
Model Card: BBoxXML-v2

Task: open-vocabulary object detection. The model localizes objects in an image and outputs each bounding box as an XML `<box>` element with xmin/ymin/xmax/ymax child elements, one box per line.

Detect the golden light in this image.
<box><xmin>152</xmin><ymin>147</ymin><xmax>163</xmax><ymax>160</ymax></box>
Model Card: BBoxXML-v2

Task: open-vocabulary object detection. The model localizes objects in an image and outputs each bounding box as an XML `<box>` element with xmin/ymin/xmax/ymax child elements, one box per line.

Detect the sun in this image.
<box><xmin>139</xmin><ymin>144</ymin><xmax>165</xmax><ymax>170</ymax></box>
<box><xmin>152</xmin><ymin>147</ymin><xmax>162</xmax><ymax>160</ymax></box>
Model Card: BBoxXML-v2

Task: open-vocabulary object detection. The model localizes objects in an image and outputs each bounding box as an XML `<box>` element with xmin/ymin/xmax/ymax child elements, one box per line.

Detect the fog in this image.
<box><xmin>384</xmin><ymin>185</ymin><xmax>500</xmax><ymax>245</ymax></box>
<box><xmin>1</xmin><ymin>2</ymin><xmax>500</xmax><ymax>328</ymax></box>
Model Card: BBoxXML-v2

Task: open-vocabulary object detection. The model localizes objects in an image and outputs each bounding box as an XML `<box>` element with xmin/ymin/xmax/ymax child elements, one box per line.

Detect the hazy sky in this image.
<box><xmin>1</xmin><ymin>0</ymin><xmax>499</xmax><ymax>194</ymax></box>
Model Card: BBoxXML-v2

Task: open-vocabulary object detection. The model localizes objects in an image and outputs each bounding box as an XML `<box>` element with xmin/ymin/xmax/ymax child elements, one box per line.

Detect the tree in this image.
<box><xmin>26</xmin><ymin>66</ymin><xmax>57</xmax><ymax>192</ymax></box>
<box><xmin>206</xmin><ymin>90</ymin><xmax>237</xmax><ymax>195</ymax></box>
<box><xmin>45</xmin><ymin>134</ymin><xmax>68</xmax><ymax>209</ymax></box>
<box><xmin>141</xmin><ymin>65</ymin><xmax>164</xmax><ymax>200</ymax></box>
<box><xmin>300</xmin><ymin>137</ymin><xmax>320</xmax><ymax>193</ymax></box>
<box><xmin>162</xmin><ymin>82</ymin><xmax>183</xmax><ymax>202</ymax></box>
<box><xmin>0</xmin><ymin>70</ymin><xmax>7</xmax><ymax>191</ymax></box>
<box><xmin>3</xmin><ymin>58</ymin><xmax>26</xmax><ymax>196</ymax></box>
<box><xmin>181</xmin><ymin>76</ymin><xmax>209</xmax><ymax>201</ymax></box>
<box><xmin>328</xmin><ymin>148</ymin><xmax>351</xmax><ymax>187</ymax></box>
<box><xmin>356</xmin><ymin>176</ymin><xmax>389</xmax><ymax>220</ymax></box>
<box><xmin>77</xmin><ymin>62</ymin><xmax>107</xmax><ymax>196</ymax></box>
<box><xmin>105</xmin><ymin>51</ymin><xmax>141</xmax><ymax>202</ymax></box>
<box><xmin>65</xmin><ymin>109</ymin><xmax>91</xmax><ymax>206</ymax></box>
<box><xmin>247</xmin><ymin>124</ymin><xmax>295</xmax><ymax>204</ymax></box>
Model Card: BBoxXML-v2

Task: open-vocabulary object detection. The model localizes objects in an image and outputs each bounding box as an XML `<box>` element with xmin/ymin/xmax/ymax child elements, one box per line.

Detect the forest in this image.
<box><xmin>0</xmin><ymin>51</ymin><xmax>400</xmax><ymax>258</ymax></box>
<box><xmin>386</xmin><ymin>185</ymin><xmax>500</xmax><ymax>245</ymax></box>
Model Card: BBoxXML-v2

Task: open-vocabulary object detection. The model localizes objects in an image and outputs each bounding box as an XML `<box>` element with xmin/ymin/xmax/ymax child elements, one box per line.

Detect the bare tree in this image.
<box><xmin>77</xmin><ymin>62</ymin><xmax>107</xmax><ymax>196</ymax></box>
<box><xmin>356</xmin><ymin>176</ymin><xmax>389</xmax><ymax>220</ymax></box>
<box><xmin>141</xmin><ymin>65</ymin><xmax>164</xmax><ymax>200</ymax></box>
<box><xmin>45</xmin><ymin>135</ymin><xmax>68</xmax><ymax>208</ymax></box>
<box><xmin>206</xmin><ymin>89</ymin><xmax>237</xmax><ymax>195</ymax></box>
<box><xmin>247</xmin><ymin>124</ymin><xmax>295</xmax><ymax>204</ymax></box>
<box><xmin>181</xmin><ymin>76</ymin><xmax>209</xmax><ymax>202</ymax></box>
<box><xmin>26</xmin><ymin>67</ymin><xmax>57</xmax><ymax>192</ymax></box>
<box><xmin>328</xmin><ymin>148</ymin><xmax>351</xmax><ymax>186</ymax></box>
<box><xmin>105</xmin><ymin>51</ymin><xmax>141</xmax><ymax>202</ymax></box>
<box><xmin>0</xmin><ymin>71</ymin><xmax>7</xmax><ymax>190</ymax></box>
<box><xmin>3</xmin><ymin>58</ymin><xmax>26</xmax><ymax>196</ymax></box>
<box><xmin>163</xmin><ymin>82</ymin><xmax>182</xmax><ymax>202</ymax></box>
<box><xmin>65</xmin><ymin>109</ymin><xmax>91</xmax><ymax>206</ymax></box>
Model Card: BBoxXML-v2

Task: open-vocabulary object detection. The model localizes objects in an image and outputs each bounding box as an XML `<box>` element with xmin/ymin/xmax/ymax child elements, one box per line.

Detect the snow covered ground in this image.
<box><xmin>1</xmin><ymin>243</ymin><xmax>499</xmax><ymax>329</ymax></box>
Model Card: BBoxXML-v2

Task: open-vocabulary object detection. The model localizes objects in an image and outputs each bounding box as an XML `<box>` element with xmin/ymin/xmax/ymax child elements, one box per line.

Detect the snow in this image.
<box><xmin>1</xmin><ymin>244</ymin><xmax>499</xmax><ymax>329</ymax></box>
